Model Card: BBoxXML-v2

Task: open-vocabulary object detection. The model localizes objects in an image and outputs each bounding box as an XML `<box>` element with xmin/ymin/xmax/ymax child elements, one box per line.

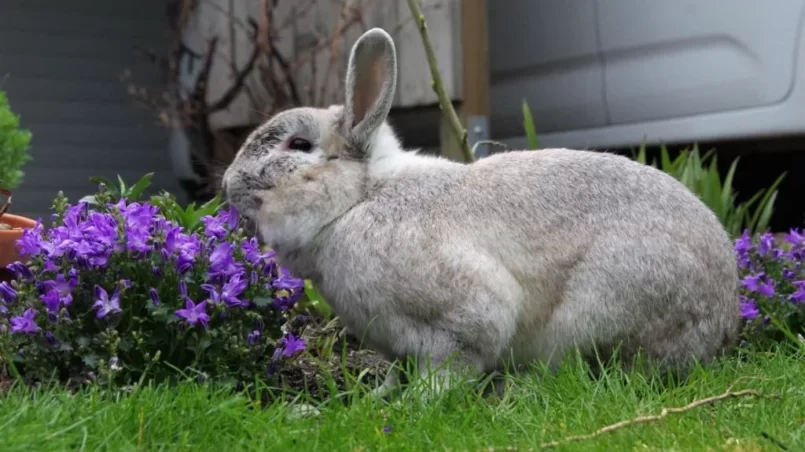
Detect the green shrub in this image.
<box><xmin>0</xmin><ymin>91</ymin><xmax>32</xmax><ymax>190</ymax></box>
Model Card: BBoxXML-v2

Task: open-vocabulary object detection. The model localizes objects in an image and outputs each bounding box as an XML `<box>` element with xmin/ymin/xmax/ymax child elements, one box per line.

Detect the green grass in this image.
<box><xmin>1</xmin><ymin>346</ymin><xmax>803</xmax><ymax>451</ymax></box>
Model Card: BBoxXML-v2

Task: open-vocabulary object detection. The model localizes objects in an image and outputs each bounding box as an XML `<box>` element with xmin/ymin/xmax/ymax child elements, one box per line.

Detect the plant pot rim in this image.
<box><xmin>0</xmin><ymin>213</ymin><xmax>37</xmax><ymax>234</ymax></box>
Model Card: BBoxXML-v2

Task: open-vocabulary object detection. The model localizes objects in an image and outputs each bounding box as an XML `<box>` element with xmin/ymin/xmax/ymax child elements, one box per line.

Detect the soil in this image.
<box><xmin>273</xmin><ymin>314</ymin><xmax>389</xmax><ymax>401</ymax></box>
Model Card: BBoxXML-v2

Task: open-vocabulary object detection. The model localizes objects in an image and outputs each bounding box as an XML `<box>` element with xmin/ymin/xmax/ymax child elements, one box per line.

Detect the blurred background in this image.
<box><xmin>2</xmin><ymin>0</ymin><xmax>805</xmax><ymax>232</ymax></box>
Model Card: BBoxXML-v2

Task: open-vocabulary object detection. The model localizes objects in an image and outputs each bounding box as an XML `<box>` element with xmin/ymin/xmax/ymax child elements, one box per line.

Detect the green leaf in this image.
<box><xmin>79</xmin><ymin>195</ymin><xmax>100</xmax><ymax>205</ymax></box>
<box><xmin>755</xmin><ymin>191</ymin><xmax>778</xmax><ymax>234</ymax></box>
<box><xmin>82</xmin><ymin>354</ymin><xmax>100</xmax><ymax>369</ymax></box>
<box><xmin>521</xmin><ymin>99</ymin><xmax>539</xmax><ymax>150</ymax></box>
<box><xmin>117</xmin><ymin>174</ymin><xmax>128</xmax><ymax>194</ymax></box>
<box><xmin>127</xmin><ymin>172</ymin><xmax>154</xmax><ymax>201</ymax></box>
<box><xmin>720</xmin><ymin>159</ymin><xmax>738</xmax><ymax>218</ymax></box>
<box><xmin>659</xmin><ymin>145</ymin><xmax>674</xmax><ymax>174</ymax></box>
<box><xmin>747</xmin><ymin>172</ymin><xmax>786</xmax><ymax>233</ymax></box>
<box><xmin>253</xmin><ymin>297</ymin><xmax>273</xmax><ymax>308</ymax></box>
<box><xmin>634</xmin><ymin>142</ymin><xmax>648</xmax><ymax>165</ymax></box>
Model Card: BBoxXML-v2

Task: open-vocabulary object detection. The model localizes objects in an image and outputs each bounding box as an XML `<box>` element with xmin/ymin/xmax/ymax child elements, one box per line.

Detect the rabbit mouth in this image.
<box><xmin>227</xmin><ymin>193</ymin><xmax>263</xmax><ymax>221</ymax></box>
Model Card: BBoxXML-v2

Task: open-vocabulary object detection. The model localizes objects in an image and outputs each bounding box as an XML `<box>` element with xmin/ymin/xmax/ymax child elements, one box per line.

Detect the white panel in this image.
<box><xmin>599</xmin><ymin>0</ymin><xmax>805</xmax><ymax>123</ymax></box>
<box><xmin>0</xmin><ymin>0</ymin><xmax>184</xmax><ymax>219</ymax></box>
<box><xmin>488</xmin><ymin>0</ymin><xmax>606</xmax><ymax>138</ymax></box>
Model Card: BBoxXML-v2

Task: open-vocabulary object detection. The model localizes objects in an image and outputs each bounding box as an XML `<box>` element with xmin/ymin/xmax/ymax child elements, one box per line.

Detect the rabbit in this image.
<box><xmin>222</xmin><ymin>27</ymin><xmax>741</xmax><ymax>398</ymax></box>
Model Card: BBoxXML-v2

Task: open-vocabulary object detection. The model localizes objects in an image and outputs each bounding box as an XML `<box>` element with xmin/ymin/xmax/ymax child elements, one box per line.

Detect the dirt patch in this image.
<box><xmin>273</xmin><ymin>314</ymin><xmax>389</xmax><ymax>401</ymax></box>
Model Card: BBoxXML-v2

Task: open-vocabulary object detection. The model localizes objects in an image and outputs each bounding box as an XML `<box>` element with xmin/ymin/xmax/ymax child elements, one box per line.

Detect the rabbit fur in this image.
<box><xmin>222</xmin><ymin>28</ymin><xmax>741</xmax><ymax>397</ymax></box>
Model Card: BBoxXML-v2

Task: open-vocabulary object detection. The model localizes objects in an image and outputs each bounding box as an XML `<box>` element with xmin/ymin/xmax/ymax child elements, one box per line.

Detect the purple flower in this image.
<box><xmin>40</xmin><ymin>290</ymin><xmax>62</xmax><ymax>314</ymax></box>
<box><xmin>758</xmin><ymin>233</ymin><xmax>775</xmax><ymax>256</ymax></box>
<box><xmin>16</xmin><ymin>221</ymin><xmax>45</xmax><ymax>257</ymax></box>
<box><xmin>163</xmin><ymin>227</ymin><xmax>200</xmax><ymax>274</ymax></box>
<box><xmin>247</xmin><ymin>330</ymin><xmax>261</xmax><ymax>345</ymax></box>
<box><xmin>734</xmin><ymin>230</ymin><xmax>753</xmax><ymax>255</ymax></box>
<box><xmin>176</xmin><ymin>255</ymin><xmax>194</xmax><ymax>275</ymax></box>
<box><xmin>280</xmin><ymin>333</ymin><xmax>307</xmax><ymax>357</ymax></box>
<box><xmin>6</xmin><ymin>262</ymin><xmax>34</xmax><ymax>281</ymax></box>
<box><xmin>739</xmin><ymin>298</ymin><xmax>760</xmax><ymax>320</ymax></box>
<box><xmin>175</xmin><ymin>298</ymin><xmax>210</xmax><ymax>328</ymax></box>
<box><xmin>221</xmin><ymin>206</ymin><xmax>240</xmax><ymax>230</ymax></box>
<box><xmin>179</xmin><ymin>280</ymin><xmax>188</xmax><ymax>299</ymax></box>
<box><xmin>741</xmin><ymin>273</ymin><xmax>775</xmax><ymax>298</ymax></box>
<box><xmin>120</xmin><ymin>201</ymin><xmax>158</xmax><ymax>231</ymax></box>
<box><xmin>10</xmin><ymin>308</ymin><xmax>41</xmax><ymax>334</ymax></box>
<box><xmin>82</xmin><ymin>211</ymin><xmax>117</xmax><ymax>248</ymax></box>
<box><xmin>0</xmin><ymin>281</ymin><xmax>17</xmax><ymax>303</ymax></box>
<box><xmin>271</xmin><ymin>269</ymin><xmax>304</xmax><ymax>292</ymax></box>
<box><xmin>201</xmin><ymin>273</ymin><xmax>247</xmax><ymax>306</ymax></box>
<box><xmin>201</xmin><ymin>215</ymin><xmax>228</xmax><ymax>240</ymax></box>
<box><xmin>42</xmin><ymin>272</ymin><xmax>78</xmax><ymax>306</ymax></box>
<box><xmin>790</xmin><ymin>281</ymin><xmax>805</xmax><ymax>304</ymax></box>
<box><xmin>92</xmin><ymin>285</ymin><xmax>121</xmax><ymax>319</ymax></box>
<box><xmin>208</xmin><ymin>242</ymin><xmax>242</xmax><ymax>277</ymax></box>
<box><xmin>45</xmin><ymin>331</ymin><xmax>58</xmax><ymax>348</ymax></box>
<box><xmin>273</xmin><ymin>289</ymin><xmax>305</xmax><ymax>311</ymax></box>
<box><xmin>241</xmin><ymin>237</ymin><xmax>265</xmax><ymax>266</ymax></box>
<box><xmin>220</xmin><ymin>273</ymin><xmax>248</xmax><ymax>307</ymax></box>
<box><xmin>125</xmin><ymin>228</ymin><xmax>151</xmax><ymax>254</ymax></box>
<box><xmin>149</xmin><ymin>288</ymin><xmax>160</xmax><ymax>306</ymax></box>
<box><xmin>785</xmin><ymin>228</ymin><xmax>805</xmax><ymax>248</ymax></box>
<box><xmin>783</xmin><ymin>268</ymin><xmax>797</xmax><ymax>280</ymax></box>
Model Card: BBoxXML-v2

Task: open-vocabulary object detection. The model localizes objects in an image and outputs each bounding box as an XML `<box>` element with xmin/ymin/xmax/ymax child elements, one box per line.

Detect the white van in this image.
<box><xmin>488</xmin><ymin>0</ymin><xmax>805</xmax><ymax>151</ymax></box>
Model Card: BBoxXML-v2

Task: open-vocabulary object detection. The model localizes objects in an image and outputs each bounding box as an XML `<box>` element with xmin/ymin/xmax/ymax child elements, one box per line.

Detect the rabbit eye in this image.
<box><xmin>288</xmin><ymin>138</ymin><xmax>313</xmax><ymax>152</ymax></box>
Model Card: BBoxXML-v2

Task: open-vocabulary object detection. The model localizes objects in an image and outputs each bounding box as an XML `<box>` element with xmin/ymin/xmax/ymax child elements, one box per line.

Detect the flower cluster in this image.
<box><xmin>735</xmin><ymin>229</ymin><xmax>805</xmax><ymax>346</ymax></box>
<box><xmin>0</xmin><ymin>194</ymin><xmax>307</xmax><ymax>386</ymax></box>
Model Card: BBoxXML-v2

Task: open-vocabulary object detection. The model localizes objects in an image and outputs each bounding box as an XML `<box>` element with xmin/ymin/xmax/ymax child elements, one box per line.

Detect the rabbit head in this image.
<box><xmin>222</xmin><ymin>28</ymin><xmax>402</xmax><ymax>251</ymax></box>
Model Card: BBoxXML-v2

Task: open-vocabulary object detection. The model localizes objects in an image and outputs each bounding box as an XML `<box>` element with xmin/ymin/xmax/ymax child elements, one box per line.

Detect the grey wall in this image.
<box><xmin>0</xmin><ymin>0</ymin><xmax>183</xmax><ymax>220</ymax></box>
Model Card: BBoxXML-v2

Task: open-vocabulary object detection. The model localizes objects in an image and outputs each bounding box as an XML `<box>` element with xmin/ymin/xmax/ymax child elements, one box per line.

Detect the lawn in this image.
<box><xmin>1</xmin><ymin>344</ymin><xmax>802</xmax><ymax>452</ymax></box>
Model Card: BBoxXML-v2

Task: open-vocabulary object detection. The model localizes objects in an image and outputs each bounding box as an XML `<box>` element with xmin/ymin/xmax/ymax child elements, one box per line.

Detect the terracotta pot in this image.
<box><xmin>0</xmin><ymin>213</ymin><xmax>36</xmax><ymax>268</ymax></box>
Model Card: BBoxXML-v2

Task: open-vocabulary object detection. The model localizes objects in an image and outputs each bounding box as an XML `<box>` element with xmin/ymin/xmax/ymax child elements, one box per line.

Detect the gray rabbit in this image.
<box><xmin>222</xmin><ymin>28</ymin><xmax>741</xmax><ymax>397</ymax></box>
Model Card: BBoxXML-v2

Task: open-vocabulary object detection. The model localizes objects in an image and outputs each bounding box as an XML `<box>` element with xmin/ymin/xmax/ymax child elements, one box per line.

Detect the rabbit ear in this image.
<box><xmin>343</xmin><ymin>28</ymin><xmax>397</xmax><ymax>155</ymax></box>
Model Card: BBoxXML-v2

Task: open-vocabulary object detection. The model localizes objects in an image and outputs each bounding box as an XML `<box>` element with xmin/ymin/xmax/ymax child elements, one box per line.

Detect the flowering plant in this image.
<box><xmin>0</xmin><ymin>188</ymin><xmax>307</xmax><ymax>386</ymax></box>
<box><xmin>735</xmin><ymin>229</ymin><xmax>805</xmax><ymax>347</ymax></box>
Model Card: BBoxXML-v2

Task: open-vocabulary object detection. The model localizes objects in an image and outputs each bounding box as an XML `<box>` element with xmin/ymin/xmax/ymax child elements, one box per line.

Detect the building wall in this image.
<box><xmin>0</xmin><ymin>0</ymin><xmax>184</xmax><ymax>220</ymax></box>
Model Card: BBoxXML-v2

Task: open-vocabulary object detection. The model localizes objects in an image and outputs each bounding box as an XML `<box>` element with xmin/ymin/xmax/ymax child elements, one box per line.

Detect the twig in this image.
<box><xmin>208</xmin><ymin>34</ymin><xmax>261</xmax><ymax>112</ymax></box>
<box><xmin>0</xmin><ymin>189</ymin><xmax>12</xmax><ymax>222</ymax></box>
<box><xmin>405</xmin><ymin>0</ymin><xmax>473</xmax><ymax>163</ymax></box>
<box><xmin>480</xmin><ymin>386</ymin><xmax>777</xmax><ymax>451</ymax></box>
<box><xmin>538</xmin><ymin>388</ymin><xmax>774</xmax><ymax>449</ymax></box>
<box><xmin>472</xmin><ymin>140</ymin><xmax>509</xmax><ymax>157</ymax></box>
<box><xmin>317</xmin><ymin>0</ymin><xmax>359</xmax><ymax>106</ymax></box>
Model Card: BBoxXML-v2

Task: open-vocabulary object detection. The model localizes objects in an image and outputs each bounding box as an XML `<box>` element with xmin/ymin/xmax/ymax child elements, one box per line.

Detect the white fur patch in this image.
<box><xmin>367</xmin><ymin>123</ymin><xmax>455</xmax><ymax>178</ymax></box>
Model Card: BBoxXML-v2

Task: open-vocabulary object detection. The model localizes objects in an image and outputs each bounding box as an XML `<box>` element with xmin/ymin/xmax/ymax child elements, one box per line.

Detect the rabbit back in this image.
<box><xmin>311</xmin><ymin>148</ymin><xmax>740</xmax><ymax>374</ymax></box>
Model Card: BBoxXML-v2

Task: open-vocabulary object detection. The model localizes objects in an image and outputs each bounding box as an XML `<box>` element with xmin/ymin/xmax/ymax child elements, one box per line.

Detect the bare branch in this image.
<box><xmin>405</xmin><ymin>0</ymin><xmax>473</xmax><ymax>163</ymax></box>
<box><xmin>535</xmin><ymin>388</ymin><xmax>776</xmax><ymax>450</ymax></box>
<box><xmin>208</xmin><ymin>34</ymin><xmax>261</xmax><ymax>112</ymax></box>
